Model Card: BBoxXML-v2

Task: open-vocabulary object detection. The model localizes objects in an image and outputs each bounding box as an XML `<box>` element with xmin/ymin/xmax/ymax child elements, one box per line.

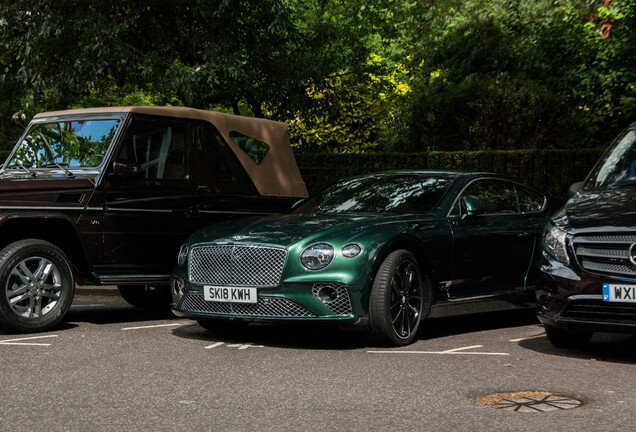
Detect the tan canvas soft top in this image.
<box><xmin>34</xmin><ymin>106</ymin><xmax>308</xmax><ymax>197</ymax></box>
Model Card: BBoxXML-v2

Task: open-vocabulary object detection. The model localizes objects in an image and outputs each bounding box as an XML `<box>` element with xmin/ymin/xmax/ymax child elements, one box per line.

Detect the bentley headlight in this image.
<box><xmin>543</xmin><ymin>224</ymin><xmax>570</xmax><ymax>264</ymax></box>
<box><xmin>341</xmin><ymin>243</ymin><xmax>362</xmax><ymax>258</ymax></box>
<box><xmin>300</xmin><ymin>243</ymin><xmax>335</xmax><ymax>271</ymax></box>
<box><xmin>177</xmin><ymin>241</ymin><xmax>189</xmax><ymax>268</ymax></box>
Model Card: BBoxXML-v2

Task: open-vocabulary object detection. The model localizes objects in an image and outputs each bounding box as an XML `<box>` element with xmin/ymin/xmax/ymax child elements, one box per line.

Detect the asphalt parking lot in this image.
<box><xmin>1</xmin><ymin>287</ymin><xmax>634</xmax><ymax>432</ymax></box>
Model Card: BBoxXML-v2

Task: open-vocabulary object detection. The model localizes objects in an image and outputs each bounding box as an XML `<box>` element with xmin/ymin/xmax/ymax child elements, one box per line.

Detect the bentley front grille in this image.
<box><xmin>189</xmin><ymin>245</ymin><xmax>287</xmax><ymax>287</ymax></box>
<box><xmin>178</xmin><ymin>293</ymin><xmax>315</xmax><ymax>318</ymax></box>
<box><xmin>572</xmin><ymin>233</ymin><xmax>636</xmax><ymax>278</ymax></box>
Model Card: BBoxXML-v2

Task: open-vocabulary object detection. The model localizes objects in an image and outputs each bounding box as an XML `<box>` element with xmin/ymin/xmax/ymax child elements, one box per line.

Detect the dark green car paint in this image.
<box><xmin>171</xmin><ymin>171</ymin><xmax>548</xmax><ymax>330</ymax></box>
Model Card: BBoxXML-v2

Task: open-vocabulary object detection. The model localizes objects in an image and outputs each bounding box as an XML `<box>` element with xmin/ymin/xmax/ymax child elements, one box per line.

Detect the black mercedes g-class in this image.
<box><xmin>0</xmin><ymin>106</ymin><xmax>307</xmax><ymax>332</ymax></box>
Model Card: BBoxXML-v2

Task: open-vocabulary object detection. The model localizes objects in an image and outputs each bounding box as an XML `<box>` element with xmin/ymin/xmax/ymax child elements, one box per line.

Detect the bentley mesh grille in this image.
<box><xmin>178</xmin><ymin>293</ymin><xmax>315</xmax><ymax>317</ymax></box>
<box><xmin>572</xmin><ymin>233</ymin><xmax>636</xmax><ymax>277</ymax></box>
<box><xmin>311</xmin><ymin>283</ymin><xmax>352</xmax><ymax>316</ymax></box>
<box><xmin>189</xmin><ymin>245</ymin><xmax>287</xmax><ymax>287</ymax></box>
<box><xmin>562</xmin><ymin>299</ymin><xmax>636</xmax><ymax>325</ymax></box>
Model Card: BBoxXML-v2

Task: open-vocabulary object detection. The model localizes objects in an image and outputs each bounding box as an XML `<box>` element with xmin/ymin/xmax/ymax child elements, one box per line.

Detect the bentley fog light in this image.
<box><xmin>300</xmin><ymin>243</ymin><xmax>334</xmax><ymax>271</ymax></box>
<box><xmin>543</xmin><ymin>224</ymin><xmax>570</xmax><ymax>264</ymax></box>
<box><xmin>341</xmin><ymin>243</ymin><xmax>362</xmax><ymax>258</ymax></box>
<box><xmin>177</xmin><ymin>241</ymin><xmax>189</xmax><ymax>267</ymax></box>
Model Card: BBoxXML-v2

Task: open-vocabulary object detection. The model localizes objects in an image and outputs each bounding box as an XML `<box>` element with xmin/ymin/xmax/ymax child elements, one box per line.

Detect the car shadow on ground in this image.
<box><xmin>171</xmin><ymin>309</ymin><xmax>541</xmax><ymax>350</ymax></box>
<box><xmin>518</xmin><ymin>332</ymin><xmax>636</xmax><ymax>365</ymax></box>
<box><xmin>420</xmin><ymin>308</ymin><xmax>540</xmax><ymax>340</ymax></box>
<box><xmin>0</xmin><ymin>292</ymin><xmax>180</xmax><ymax>335</ymax></box>
<box><xmin>49</xmin><ymin>291</ymin><xmax>179</xmax><ymax>330</ymax></box>
<box><xmin>65</xmin><ymin>302</ymin><xmax>178</xmax><ymax>326</ymax></box>
<box><xmin>172</xmin><ymin>320</ymin><xmax>371</xmax><ymax>350</ymax></box>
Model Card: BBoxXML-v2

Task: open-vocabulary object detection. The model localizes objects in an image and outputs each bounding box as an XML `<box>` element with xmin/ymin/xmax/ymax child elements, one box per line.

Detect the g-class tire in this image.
<box><xmin>117</xmin><ymin>284</ymin><xmax>172</xmax><ymax>309</ymax></box>
<box><xmin>0</xmin><ymin>239</ymin><xmax>75</xmax><ymax>333</ymax></box>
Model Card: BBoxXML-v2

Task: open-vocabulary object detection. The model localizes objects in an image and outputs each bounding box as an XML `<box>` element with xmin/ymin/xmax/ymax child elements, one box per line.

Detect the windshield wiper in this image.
<box><xmin>6</xmin><ymin>163</ymin><xmax>36</xmax><ymax>177</ymax></box>
<box><xmin>40</xmin><ymin>162</ymin><xmax>75</xmax><ymax>177</ymax></box>
<box><xmin>37</xmin><ymin>131</ymin><xmax>74</xmax><ymax>177</ymax></box>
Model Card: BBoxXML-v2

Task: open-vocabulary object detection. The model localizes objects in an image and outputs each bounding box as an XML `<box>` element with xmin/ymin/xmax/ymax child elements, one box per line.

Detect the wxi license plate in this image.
<box><xmin>602</xmin><ymin>284</ymin><xmax>636</xmax><ymax>303</ymax></box>
<box><xmin>204</xmin><ymin>286</ymin><xmax>258</xmax><ymax>304</ymax></box>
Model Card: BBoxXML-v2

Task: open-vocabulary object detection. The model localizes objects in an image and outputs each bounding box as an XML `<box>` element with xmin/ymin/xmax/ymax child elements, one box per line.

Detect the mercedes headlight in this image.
<box><xmin>300</xmin><ymin>243</ymin><xmax>335</xmax><ymax>271</ymax></box>
<box><xmin>543</xmin><ymin>224</ymin><xmax>570</xmax><ymax>264</ymax></box>
<box><xmin>177</xmin><ymin>241</ymin><xmax>189</xmax><ymax>268</ymax></box>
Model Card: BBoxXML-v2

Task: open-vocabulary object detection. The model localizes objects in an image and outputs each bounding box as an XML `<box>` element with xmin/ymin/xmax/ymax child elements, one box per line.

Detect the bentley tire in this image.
<box><xmin>0</xmin><ymin>239</ymin><xmax>75</xmax><ymax>333</ymax></box>
<box><xmin>544</xmin><ymin>325</ymin><xmax>593</xmax><ymax>348</ymax></box>
<box><xmin>117</xmin><ymin>284</ymin><xmax>173</xmax><ymax>309</ymax></box>
<box><xmin>369</xmin><ymin>249</ymin><xmax>431</xmax><ymax>346</ymax></box>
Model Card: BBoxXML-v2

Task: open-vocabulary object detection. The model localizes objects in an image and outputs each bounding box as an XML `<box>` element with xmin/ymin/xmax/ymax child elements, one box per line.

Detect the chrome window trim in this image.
<box><xmin>105</xmin><ymin>207</ymin><xmax>173</xmax><ymax>213</ymax></box>
<box><xmin>446</xmin><ymin>176</ymin><xmax>547</xmax><ymax>218</ymax></box>
<box><xmin>2</xmin><ymin>113</ymin><xmax>128</xmax><ymax>185</ymax></box>
<box><xmin>0</xmin><ymin>205</ymin><xmax>87</xmax><ymax>211</ymax></box>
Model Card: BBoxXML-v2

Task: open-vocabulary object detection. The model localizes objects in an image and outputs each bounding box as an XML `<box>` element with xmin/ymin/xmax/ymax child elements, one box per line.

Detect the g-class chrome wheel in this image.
<box><xmin>0</xmin><ymin>240</ymin><xmax>74</xmax><ymax>332</ymax></box>
<box><xmin>6</xmin><ymin>256</ymin><xmax>63</xmax><ymax>318</ymax></box>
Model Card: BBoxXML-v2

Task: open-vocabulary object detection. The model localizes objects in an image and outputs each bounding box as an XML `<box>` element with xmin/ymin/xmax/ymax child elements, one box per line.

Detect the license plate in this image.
<box><xmin>603</xmin><ymin>284</ymin><xmax>636</xmax><ymax>303</ymax></box>
<box><xmin>203</xmin><ymin>286</ymin><xmax>257</xmax><ymax>304</ymax></box>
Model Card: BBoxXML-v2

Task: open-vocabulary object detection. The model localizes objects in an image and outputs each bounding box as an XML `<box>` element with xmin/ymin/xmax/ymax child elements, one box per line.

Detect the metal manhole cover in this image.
<box><xmin>475</xmin><ymin>392</ymin><xmax>588</xmax><ymax>412</ymax></box>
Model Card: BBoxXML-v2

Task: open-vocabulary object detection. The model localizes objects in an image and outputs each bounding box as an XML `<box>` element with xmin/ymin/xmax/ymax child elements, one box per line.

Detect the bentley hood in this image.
<box><xmin>189</xmin><ymin>212</ymin><xmax>419</xmax><ymax>247</ymax></box>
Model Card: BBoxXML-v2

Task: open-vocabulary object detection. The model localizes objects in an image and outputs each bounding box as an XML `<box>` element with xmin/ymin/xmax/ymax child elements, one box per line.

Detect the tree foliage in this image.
<box><xmin>396</xmin><ymin>0</ymin><xmax>636</xmax><ymax>151</ymax></box>
<box><xmin>1</xmin><ymin>0</ymin><xmax>635</xmax><ymax>153</ymax></box>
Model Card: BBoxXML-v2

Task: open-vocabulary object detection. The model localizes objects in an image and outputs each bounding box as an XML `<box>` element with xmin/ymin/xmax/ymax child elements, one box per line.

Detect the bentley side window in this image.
<box><xmin>516</xmin><ymin>185</ymin><xmax>545</xmax><ymax>213</ymax></box>
<box><xmin>460</xmin><ymin>179</ymin><xmax>519</xmax><ymax>215</ymax></box>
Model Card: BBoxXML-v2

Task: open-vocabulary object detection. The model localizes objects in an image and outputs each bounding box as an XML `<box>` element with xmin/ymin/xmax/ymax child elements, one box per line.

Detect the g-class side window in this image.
<box><xmin>117</xmin><ymin>117</ymin><xmax>187</xmax><ymax>181</ymax></box>
<box><xmin>195</xmin><ymin>123</ymin><xmax>258</xmax><ymax>195</ymax></box>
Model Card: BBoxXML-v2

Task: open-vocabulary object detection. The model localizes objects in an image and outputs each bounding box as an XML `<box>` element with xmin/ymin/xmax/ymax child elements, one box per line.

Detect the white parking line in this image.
<box><xmin>509</xmin><ymin>332</ymin><xmax>545</xmax><ymax>342</ymax></box>
<box><xmin>122</xmin><ymin>323</ymin><xmax>183</xmax><ymax>331</ymax></box>
<box><xmin>205</xmin><ymin>342</ymin><xmax>264</xmax><ymax>350</ymax></box>
<box><xmin>368</xmin><ymin>344</ymin><xmax>509</xmax><ymax>356</ymax></box>
<box><xmin>205</xmin><ymin>342</ymin><xmax>225</xmax><ymax>349</ymax></box>
<box><xmin>227</xmin><ymin>343</ymin><xmax>264</xmax><ymax>350</ymax></box>
<box><xmin>0</xmin><ymin>335</ymin><xmax>58</xmax><ymax>346</ymax></box>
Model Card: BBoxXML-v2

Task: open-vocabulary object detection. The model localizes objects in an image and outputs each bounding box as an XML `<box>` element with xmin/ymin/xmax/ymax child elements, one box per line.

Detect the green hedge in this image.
<box><xmin>296</xmin><ymin>149</ymin><xmax>606</xmax><ymax>202</ymax></box>
<box><xmin>0</xmin><ymin>148</ymin><xmax>605</xmax><ymax>203</ymax></box>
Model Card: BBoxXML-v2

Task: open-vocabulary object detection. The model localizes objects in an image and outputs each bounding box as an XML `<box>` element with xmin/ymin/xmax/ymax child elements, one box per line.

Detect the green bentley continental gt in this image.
<box><xmin>171</xmin><ymin>171</ymin><xmax>548</xmax><ymax>346</ymax></box>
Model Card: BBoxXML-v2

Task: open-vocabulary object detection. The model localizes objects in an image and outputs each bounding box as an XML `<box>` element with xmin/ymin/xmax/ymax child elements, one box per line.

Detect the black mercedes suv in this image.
<box><xmin>0</xmin><ymin>107</ymin><xmax>307</xmax><ymax>333</ymax></box>
<box><xmin>536</xmin><ymin>122</ymin><xmax>636</xmax><ymax>347</ymax></box>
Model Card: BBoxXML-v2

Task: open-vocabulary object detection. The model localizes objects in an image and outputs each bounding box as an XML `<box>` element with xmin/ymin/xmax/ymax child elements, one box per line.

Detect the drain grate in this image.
<box><xmin>475</xmin><ymin>392</ymin><xmax>588</xmax><ymax>412</ymax></box>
